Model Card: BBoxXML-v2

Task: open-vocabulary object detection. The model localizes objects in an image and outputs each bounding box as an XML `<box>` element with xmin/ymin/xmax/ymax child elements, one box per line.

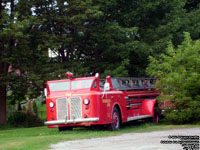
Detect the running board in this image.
<box><xmin>127</xmin><ymin>115</ymin><xmax>152</xmax><ymax>121</ymax></box>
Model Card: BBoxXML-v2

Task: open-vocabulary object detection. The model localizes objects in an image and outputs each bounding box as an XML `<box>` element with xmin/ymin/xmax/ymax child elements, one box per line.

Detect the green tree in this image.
<box><xmin>31</xmin><ymin>0</ymin><xmax>138</xmax><ymax>77</ymax></box>
<box><xmin>0</xmin><ymin>0</ymin><xmax>25</xmax><ymax>124</ymax></box>
<box><xmin>113</xmin><ymin>0</ymin><xmax>200</xmax><ymax>76</ymax></box>
<box><xmin>27</xmin><ymin>0</ymin><xmax>200</xmax><ymax>78</ymax></box>
<box><xmin>0</xmin><ymin>0</ymin><xmax>49</xmax><ymax>124</ymax></box>
<box><xmin>146</xmin><ymin>32</ymin><xmax>200</xmax><ymax>124</ymax></box>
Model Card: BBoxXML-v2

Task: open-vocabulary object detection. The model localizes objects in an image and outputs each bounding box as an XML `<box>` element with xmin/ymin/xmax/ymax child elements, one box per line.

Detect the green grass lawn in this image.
<box><xmin>0</xmin><ymin>122</ymin><xmax>199</xmax><ymax>150</ymax></box>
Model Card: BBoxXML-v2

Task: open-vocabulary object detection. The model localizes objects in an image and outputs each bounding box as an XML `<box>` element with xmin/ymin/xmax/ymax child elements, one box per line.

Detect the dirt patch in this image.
<box><xmin>0</xmin><ymin>142</ymin><xmax>23</xmax><ymax>149</ymax></box>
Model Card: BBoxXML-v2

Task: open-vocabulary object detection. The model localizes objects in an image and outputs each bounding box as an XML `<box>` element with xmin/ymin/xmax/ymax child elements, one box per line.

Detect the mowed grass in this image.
<box><xmin>0</xmin><ymin>122</ymin><xmax>199</xmax><ymax>150</ymax></box>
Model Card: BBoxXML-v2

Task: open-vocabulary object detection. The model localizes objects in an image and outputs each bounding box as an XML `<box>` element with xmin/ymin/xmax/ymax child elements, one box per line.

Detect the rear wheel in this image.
<box><xmin>146</xmin><ymin>105</ymin><xmax>160</xmax><ymax>123</ymax></box>
<box><xmin>58</xmin><ymin>126</ymin><xmax>73</xmax><ymax>132</ymax></box>
<box><xmin>108</xmin><ymin>107</ymin><xmax>121</xmax><ymax>131</ymax></box>
<box><xmin>153</xmin><ymin>106</ymin><xmax>160</xmax><ymax>124</ymax></box>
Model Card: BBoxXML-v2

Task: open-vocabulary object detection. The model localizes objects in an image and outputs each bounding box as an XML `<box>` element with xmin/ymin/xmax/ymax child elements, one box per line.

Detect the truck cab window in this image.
<box><xmin>99</xmin><ymin>80</ymin><xmax>105</xmax><ymax>90</ymax></box>
<box><xmin>93</xmin><ymin>80</ymin><xmax>97</xmax><ymax>89</ymax></box>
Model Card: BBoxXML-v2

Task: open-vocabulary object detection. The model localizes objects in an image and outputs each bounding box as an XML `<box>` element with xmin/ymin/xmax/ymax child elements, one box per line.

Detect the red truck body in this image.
<box><xmin>44</xmin><ymin>74</ymin><xmax>160</xmax><ymax>130</ymax></box>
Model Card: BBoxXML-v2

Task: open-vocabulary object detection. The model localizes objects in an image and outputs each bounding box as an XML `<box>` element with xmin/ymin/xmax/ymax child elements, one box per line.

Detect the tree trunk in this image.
<box><xmin>0</xmin><ymin>1</ymin><xmax>7</xmax><ymax>125</ymax></box>
<box><xmin>0</xmin><ymin>59</ymin><xmax>9</xmax><ymax>125</ymax></box>
<box><xmin>0</xmin><ymin>84</ymin><xmax>7</xmax><ymax>124</ymax></box>
<box><xmin>0</xmin><ymin>62</ymin><xmax>8</xmax><ymax>125</ymax></box>
<box><xmin>0</xmin><ymin>45</ymin><xmax>8</xmax><ymax>124</ymax></box>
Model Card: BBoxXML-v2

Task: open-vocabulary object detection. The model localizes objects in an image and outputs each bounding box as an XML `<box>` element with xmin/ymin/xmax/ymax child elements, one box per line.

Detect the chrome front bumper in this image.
<box><xmin>44</xmin><ymin>117</ymin><xmax>99</xmax><ymax>125</ymax></box>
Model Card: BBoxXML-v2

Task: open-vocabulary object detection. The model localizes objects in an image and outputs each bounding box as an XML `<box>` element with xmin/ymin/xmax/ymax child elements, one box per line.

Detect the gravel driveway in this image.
<box><xmin>50</xmin><ymin>128</ymin><xmax>200</xmax><ymax>150</ymax></box>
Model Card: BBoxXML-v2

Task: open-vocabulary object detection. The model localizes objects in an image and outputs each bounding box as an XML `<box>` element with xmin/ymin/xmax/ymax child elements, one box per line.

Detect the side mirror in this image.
<box><xmin>44</xmin><ymin>88</ymin><xmax>47</xmax><ymax>97</ymax></box>
<box><xmin>104</xmin><ymin>83</ymin><xmax>110</xmax><ymax>91</ymax></box>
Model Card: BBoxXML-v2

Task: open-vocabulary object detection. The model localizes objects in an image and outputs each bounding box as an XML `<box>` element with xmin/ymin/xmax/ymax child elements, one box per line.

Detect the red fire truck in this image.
<box><xmin>44</xmin><ymin>72</ymin><xmax>160</xmax><ymax>131</ymax></box>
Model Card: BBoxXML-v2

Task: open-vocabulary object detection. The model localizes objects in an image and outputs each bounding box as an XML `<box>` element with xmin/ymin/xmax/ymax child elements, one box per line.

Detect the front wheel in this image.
<box><xmin>108</xmin><ymin>107</ymin><xmax>121</xmax><ymax>131</ymax></box>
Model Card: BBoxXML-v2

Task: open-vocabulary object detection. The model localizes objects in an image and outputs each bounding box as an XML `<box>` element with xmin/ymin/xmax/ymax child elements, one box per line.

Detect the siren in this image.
<box><xmin>66</xmin><ymin>72</ymin><xmax>73</xmax><ymax>79</ymax></box>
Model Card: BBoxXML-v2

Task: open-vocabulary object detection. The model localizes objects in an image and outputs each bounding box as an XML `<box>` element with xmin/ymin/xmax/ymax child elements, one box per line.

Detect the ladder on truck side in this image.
<box><xmin>111</xmin><ymin>77</ymin><xmax>157</xmax><ymax>91</ymax></box>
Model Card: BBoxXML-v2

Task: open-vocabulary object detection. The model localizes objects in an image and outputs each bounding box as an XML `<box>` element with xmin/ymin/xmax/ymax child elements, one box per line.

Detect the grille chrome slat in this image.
<box><xmin>56</xmin><ymin>98</ymin><xmax>68</xmax><ymax>120</ymax></box>
<box><xmin>70</xmin><ymin>97</ymin><xmax>82</xmax><ymax>119</ymax></box>
<box><xmin>56</xmin><ymin>97</ymin><xmax>82</xmax><ymax>121</ymax></box>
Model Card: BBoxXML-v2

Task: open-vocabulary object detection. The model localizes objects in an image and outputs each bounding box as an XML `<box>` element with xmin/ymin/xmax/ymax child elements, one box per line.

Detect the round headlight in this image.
<box><xmin>83</xmin><ymin>99</ymin><xmax>90</xmax><ymax>105</ymax></box>
<box><xmin>49</xmin><ymin>102</ymin><xmax>54</xmax><ymax>108</ymax></box>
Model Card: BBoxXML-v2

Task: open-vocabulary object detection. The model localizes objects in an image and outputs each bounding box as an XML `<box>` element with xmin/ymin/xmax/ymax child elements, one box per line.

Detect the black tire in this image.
<box><xmin>153</xmin><ymin>106</ymin><xmax>160</xmax><ymax>124</ymax></box>
<box><xmin>145</xmin><ymin>105</ymin><xmax>160</xmax><ymax>123</ymax></box>
<box><xmin>58</xmin><ymin>126</ymin><xmax>73</xmax><ymax>132</ymax></box>
<box><xmin>108</xmin><ymin>107</ymin><xmax>121</xmax><ymax>131</ymax></box>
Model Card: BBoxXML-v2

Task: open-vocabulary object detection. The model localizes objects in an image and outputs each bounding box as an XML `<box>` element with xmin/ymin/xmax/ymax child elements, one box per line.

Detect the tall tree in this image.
<box><xmin>31</xmin><ymin>0</ymin><xmax>138</xmax><ymax>77</ymax></box>
<box><xmin>0</xmin><ymin>0</ymin><xmax>49</xmax><ymax>124</ymax></box>
<box><xmin>110</xmin><ymin>0</ymin><xmax>200</xmax><ymax>76</ymax></box>
<box><xmin>0</xmin><ymin>0</ymin><xmax>15</xmax><ymax>124</ymax></box>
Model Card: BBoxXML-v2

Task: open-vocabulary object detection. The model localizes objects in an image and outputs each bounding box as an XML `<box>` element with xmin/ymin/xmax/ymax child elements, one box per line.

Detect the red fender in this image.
<box><xmin>140</xmin><ymin>99</ymin><xmax>157</xmax><ymax>116</ymax></box>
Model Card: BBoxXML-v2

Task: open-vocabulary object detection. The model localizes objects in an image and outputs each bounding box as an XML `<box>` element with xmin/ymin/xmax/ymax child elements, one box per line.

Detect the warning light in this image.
<box><xmin>66</xmin><ymin>72</ymin><xmax>73</xmax><ymax>79</ymax></box>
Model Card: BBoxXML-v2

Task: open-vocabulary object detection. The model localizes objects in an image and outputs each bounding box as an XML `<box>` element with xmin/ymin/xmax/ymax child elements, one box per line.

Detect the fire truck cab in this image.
<box><xmin>44</xmin><ymin>73</ymin><xmax>160</xmax><ymax>131</ymax></box>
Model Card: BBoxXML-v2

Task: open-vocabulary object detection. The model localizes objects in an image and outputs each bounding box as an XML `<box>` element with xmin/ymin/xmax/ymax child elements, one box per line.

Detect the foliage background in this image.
<box><xmin>0</xmin><ymin>0</ymin><xmax>200</xmax><ymax>124</ymax></box>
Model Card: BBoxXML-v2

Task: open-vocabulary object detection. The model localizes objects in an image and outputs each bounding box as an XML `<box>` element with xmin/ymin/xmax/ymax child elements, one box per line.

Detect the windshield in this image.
<box><xmin>49</xmin><ymin>79</ymin><xmax>93</xmax><ymax>91</ymax></box>
<box><xmin>71</xmin><ymin>79</ymin><xmax>93</xmax><ymax>90</ymax></box>
<box><xmin>49</xmin><ymin>82</ymin><xmax>70</xmax><ymax>91</ymax></box>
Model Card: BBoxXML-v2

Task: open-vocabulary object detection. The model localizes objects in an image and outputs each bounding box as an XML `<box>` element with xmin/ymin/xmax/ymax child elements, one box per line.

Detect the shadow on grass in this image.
<box><xmin>0</xmin><ymin>124</ymin><xmax>15</xmax><ymax>130</ymax></box>
<box><xmin>71</xmin><ymin>119</ymin><xmax>159</xmax><ymax>132</ymax></box>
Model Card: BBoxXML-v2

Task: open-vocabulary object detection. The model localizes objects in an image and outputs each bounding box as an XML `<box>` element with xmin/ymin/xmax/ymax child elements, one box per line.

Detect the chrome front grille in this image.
<box><xmin>69</xmin><ymin>97</ymin><xmax>82</xmax><ymax>119</ymax></box>
<box><xmin>56</xmin><ymin>98</ymin><xmax>68</xmax><ymax>120</ymax></box>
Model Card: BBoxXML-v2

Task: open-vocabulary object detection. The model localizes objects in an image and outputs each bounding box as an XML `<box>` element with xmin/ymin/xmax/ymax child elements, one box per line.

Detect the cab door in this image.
<box><xmin>100</xmin><ymin>80</ymin><xmax>113</xmax><ymax>123</ymax></box>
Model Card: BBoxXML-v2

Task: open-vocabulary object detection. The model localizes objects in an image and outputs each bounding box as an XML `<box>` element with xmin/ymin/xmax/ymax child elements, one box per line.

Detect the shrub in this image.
<box><xmin>32</xmin><ymin>100</ymin><xmax>38</xmax><ymax>115</ymax></box>
<box><xmin>22</xmin><ymin>106</ymin><xmax>26</xmax><ymax>111</ymax></box>
<box><xmin>147</xmin><ymin>32</ymin><xmax>200</xmax><ymax>124</ymax></box>
<box><xmin>7</xmin><ymin>111</ymin><xmax>44</xmax><ymax>128</ymax></box>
